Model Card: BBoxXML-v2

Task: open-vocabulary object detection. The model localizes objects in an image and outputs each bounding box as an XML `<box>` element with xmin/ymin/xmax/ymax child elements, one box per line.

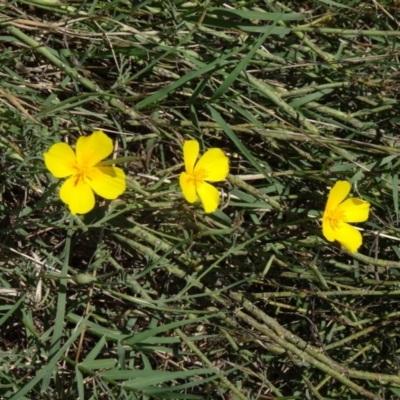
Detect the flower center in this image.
<box><xmin>325</xmin><ymin>207</ymin><xmax>346</xmax><ymax>230</ymax></box>
<box><xmin>72</xmin><ymin>163</ymin><xmax>93</xmax><ymax>186</ymax></box>
<box><xmin>188</xmin><ymin>167</ymin><xmax>208</xmax><ymax>187</ymax></box>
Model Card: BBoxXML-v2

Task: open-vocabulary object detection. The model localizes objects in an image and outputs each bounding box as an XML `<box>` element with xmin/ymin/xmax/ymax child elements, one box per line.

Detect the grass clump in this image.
<box><xmin>1</xmin><ymin>1</ymin><xmax>400</xmax><ymax>399</ymax></box>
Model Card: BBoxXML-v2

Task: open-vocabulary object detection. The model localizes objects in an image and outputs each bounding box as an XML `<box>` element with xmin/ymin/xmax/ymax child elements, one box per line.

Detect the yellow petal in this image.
<box><xmin>194</xmin><ymin>148</ymin><xmax>229</xmax><ymax>182</ymax></box>
<box><xmin>183</xmin><ymin>140</ymin><xmax>199</xmax><ymax>174</ymax></box>
<box><xmin>44</xmin><ymin>143</ymin><xmax>77</xmax><ymax>178</ymax></box>
<box><xmin>76</xmin><ymin>130</ymin><xmax>113</xmax><ymax>168</ymax></box>
<box><xmin>334</xmin><ymin>221</ymin><xmax>363</xmax><ymax>253</ymax></box>
<box><xmin>197</xmin><ymin>181</ymin><xmax>220</xmax><ymax>213</ymax></box>
<box><xmin>338</xmin><ymin>198</ymin><xmax>370</xmax><ymax>223</ymax></box>
<box><xmin>87</xmin><ymin>166</ymin><xmax>126</xmax><ymax>199</ymax></box>
<box><xmin>322</xmin><ymin>213</ymin><xmax>335</xmax><ymax>242</ymax></box>
<box><xmin>325</xmin><ymin>181</ymin><xmax>351</xmax><ymax>212</ymax></box>
<box><xmin>179</xmin><ymin>172</ymin><xmax>198</xmax><ymax>203</ymax></box>
<box><xmin>59</xmin><ymin>176</ymin><xmax>95</xmax><ymax>214</ymax></box>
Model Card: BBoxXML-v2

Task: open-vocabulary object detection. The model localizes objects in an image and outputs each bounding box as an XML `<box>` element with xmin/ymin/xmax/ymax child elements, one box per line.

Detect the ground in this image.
<box><xmin>1</xmin><ymin>1</ymin><xmax>400</xmax><ymax>399</ymax></box>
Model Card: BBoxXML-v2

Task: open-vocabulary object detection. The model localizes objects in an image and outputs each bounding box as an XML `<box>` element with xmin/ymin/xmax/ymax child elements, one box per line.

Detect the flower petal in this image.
<box><xmin>44</xmin><ymin>143</ymin><xmax>77</xmax><ymax>178</ymax></box>
<box><xmin>197</xmin><ymin>181</ymin><xmax>220</xmax><ymax>213</ymax></box>
<box><xmin>87</xmin><ymin>166</ymin><xmax>126</xmax><ymax>199</ymax></box>
<box><xmin>59</xmin><ymin>177</ymin><xmax>95</xmax><ymax>215</ymax></box>
<box><xmin>194</xmin><ymin>148</ymin><xmax>229</xmax><ymax>182</ymax></box>
<box><xmin>76</xmin><ymin>130</ymin><xmax>113</xmax><ymax>167</ymax></box>
<box><xmin>325</xmin><ymin>181</ymin><xmax>351</xmax><ymax>212</ymax></box>
<box><xmin>179</xmin><ymin>172</ymin><xmax>198</xmax><ymax>203</ymax></box>
<box><xmin>334</xmin><ymin>221</ymin><xmax>363</xmax><ymax>253</ymax></box>
<box><xmin>338</xmin><ymin>198</ymin><xmax>370</xmax><ymax>223</ymax></box>
<box><xmin>183</xmin><ymin>140</ymin><xmax>199</xmax><ymax>174</ymax></box>
<box><xmin>322</xmin><ymin>213</ymin><xmax>335</xmax><ymax>242</ymax></box>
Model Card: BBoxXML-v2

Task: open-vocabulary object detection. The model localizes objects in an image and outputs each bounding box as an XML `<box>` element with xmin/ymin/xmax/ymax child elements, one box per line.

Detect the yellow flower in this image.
<box><xmin>322</xmin><ymin>180</ymin><xmax>370</xmax><ymax>253</ymax></box>
<box><xmin>179</xmin><ymin>140</ymin><xmax>229</xmax><ymax>213</ymax></box>
<box><xmin>44</xmin><ymin>130</ymin><xmax>126</xmax><ymax>215</ymax></box>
